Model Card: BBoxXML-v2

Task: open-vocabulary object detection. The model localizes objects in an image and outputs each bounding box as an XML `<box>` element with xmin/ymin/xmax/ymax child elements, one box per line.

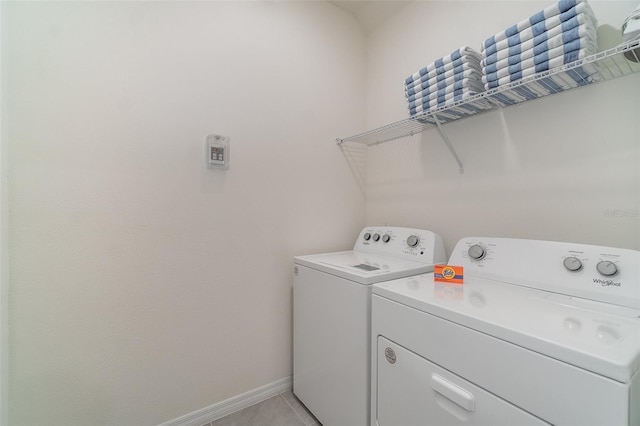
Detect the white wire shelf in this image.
<box><xmin>337</xmin><ymin>38</ymin><xmax>640</xmax><ymax>147</ymax></box>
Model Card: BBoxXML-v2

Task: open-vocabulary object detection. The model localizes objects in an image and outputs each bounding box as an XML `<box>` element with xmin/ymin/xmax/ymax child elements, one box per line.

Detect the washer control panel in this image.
<box><xmin>450</xmin><ymin>237</ymin><xmax>640</xmax><ymax>309</ymax></box>
<box><xmin>355</xmin><ymin>226</ymin><xmax>446</xmax><ymax>265</ymax></box>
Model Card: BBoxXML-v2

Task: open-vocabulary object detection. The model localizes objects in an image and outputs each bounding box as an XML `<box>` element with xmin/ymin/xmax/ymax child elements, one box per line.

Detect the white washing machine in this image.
<box><xmin>371</xmin><ymin>237</ymin><xmax>640</xmax><ymax>426</ymax></box>
<box><xmin>293</xmin><ymin>226</ymin><xmax>446</xmax><ymax>426</ymax></box>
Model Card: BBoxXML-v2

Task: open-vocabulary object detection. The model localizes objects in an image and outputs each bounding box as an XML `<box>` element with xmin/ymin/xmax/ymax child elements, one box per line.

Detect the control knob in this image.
<box><xmin>596</xmin><ymin>260</ymin><xmax>618</xmax><ymax>277</ymax></box>
<box><xmin>373</xmin><ymin>233</ymin><xmax>381</xmax><ymax>242</ymax></box>
<box><xmin>468</xmin><ymin>244</ymin><xmax>486</xmax><ymax>260</ymax></box>
<box><xmin>363</xmin><ymin>233</ymin><xmax>371</xmax><ymax>241</ymax></box>
<box><xmin>382</xmin><ymin>234</ymin><xmax>391</xmax><ymax>243</ymax></box>
<box><xmin>563</xmin><ymin>257</ymin><xmax>583</xmax><ymax>272</ymax></box>
<box><xmin>407</xmin><ymin>235</ymin><xmax>420</xmax><ymax>248</ymax></box>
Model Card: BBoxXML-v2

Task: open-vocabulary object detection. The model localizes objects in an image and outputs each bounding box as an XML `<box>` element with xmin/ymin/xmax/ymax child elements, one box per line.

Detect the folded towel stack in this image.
<box><xmin>405</xmin><ymin>46</ymin><xmax>487</xmax><ymax>119</ymax></box>
<box><xmin>480</xmin><ymin>0</ymin><xmax>599</xmax><ymax>105</ymax></box>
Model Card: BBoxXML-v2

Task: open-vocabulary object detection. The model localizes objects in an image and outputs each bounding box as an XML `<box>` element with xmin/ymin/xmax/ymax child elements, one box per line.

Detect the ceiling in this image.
<box><xmin>328</xmin><ymin>0</ymin><xmax>412</xmax><ymax>33</ymax></box>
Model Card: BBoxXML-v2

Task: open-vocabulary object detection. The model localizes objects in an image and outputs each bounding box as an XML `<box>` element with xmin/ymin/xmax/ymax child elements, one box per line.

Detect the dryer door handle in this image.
<box><xmin>431</xmin><ymin>373</ymin><xmax>476</xmax><ymax>412</ymax></box>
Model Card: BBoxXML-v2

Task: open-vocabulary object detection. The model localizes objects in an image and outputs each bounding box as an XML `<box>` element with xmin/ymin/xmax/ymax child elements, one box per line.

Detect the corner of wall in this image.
<box><xmin>0</xmin><ymin>1</ymin><xmax>9</xmax><ymax>424</ymax></box>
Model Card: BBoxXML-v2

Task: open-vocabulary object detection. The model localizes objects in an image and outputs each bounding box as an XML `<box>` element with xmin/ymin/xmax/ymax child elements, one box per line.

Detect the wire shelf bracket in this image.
<box><xmin>433</xmin><ymin>113</ymin><xmax>464</xmax><ymax>174</ymax></box>
<box><xmin>337</xmin><ymin>38</ymin><xmax>640</xmax><ymax>184</ymax></box>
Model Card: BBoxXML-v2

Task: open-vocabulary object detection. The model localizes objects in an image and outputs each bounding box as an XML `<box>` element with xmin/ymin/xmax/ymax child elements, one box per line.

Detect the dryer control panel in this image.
<box><xmin>355</xmin><ymin>226</ymin><xmax>446</xmax><ymax>265</ymax></box>
<box><xmin>449</xmin><ymin>237</ymin><xmax>640</xmax><ymax>310</ymax></box>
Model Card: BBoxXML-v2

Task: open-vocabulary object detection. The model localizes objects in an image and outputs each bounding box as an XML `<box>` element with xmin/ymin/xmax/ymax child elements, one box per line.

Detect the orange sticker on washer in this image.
<box><xmin>434</xmin><ymin>265</ymin><xmax>464</xmax><ymax>284</ymax></box>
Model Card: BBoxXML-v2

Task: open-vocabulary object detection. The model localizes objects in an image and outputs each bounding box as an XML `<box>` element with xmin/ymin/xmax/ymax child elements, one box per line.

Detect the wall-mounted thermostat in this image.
<box><xmin>206</xmin><ymin>134</ymin><xmax>230</xmax><ymax>170</ymax></box>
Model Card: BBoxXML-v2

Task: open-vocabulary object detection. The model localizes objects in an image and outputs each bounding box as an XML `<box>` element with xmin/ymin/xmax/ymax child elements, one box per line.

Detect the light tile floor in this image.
<box><xmin>204</xmin><ymin>390</ymin><xmax>321</xmax><ymax>426</ymax></box>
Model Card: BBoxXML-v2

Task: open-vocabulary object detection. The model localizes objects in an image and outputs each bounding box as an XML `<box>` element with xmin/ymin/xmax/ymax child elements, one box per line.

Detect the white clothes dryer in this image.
<box><xmin>371</xmin><ymin>237</ymin><xmax>640</xmax><ymax>426</ymax></box>
<box><xmin>293</xmin><ymin>227</ymin><xmax>446</xmax><ymax>426</ymax></box>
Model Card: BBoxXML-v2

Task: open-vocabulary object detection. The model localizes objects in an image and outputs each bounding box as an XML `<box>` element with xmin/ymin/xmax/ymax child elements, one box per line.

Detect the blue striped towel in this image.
<box><xmin>483</xmin><ymin>39</ymin><xmax>596</xmax><ymax>83</ymax></box>
<box><xmin>483</xmin><ymin>48</ymin><xmax>593</xmax><ymax>89</ymax></box>
<box><xmin>411</xmin><ymin>96</ymin><xmax>493</xmax><ymax>119</ymax></box>
<box><xmin>405</xmin><ymin>57</ymin><xmax>482</xmax><ymax>88</ymax></box>
<box><xmin>405</xmin><ymin>68</ymin><xmax>482</xmax><ymax>97</ymax></box>
<box><xmin>487</xmin><ymin>65</ymin><xmax>593</xmax><ymax>103</ymax></box>
<box><xmin>407</xmin><ymin>77</ymin><xmax>484</xmax><ymax>104</ymax></box>
<box><xmin>409</xmin><ymin>89</ymin><xmax>483</xmax><ymax>116</ymax></box>
<box><xmin>482</xmin><ymin>13</ymin><xmax>595</xmax><ymax>66</ymax></box>
<box><xmin>407</xmin><ymin>78</ymin><xmax>485</xmax><ymax>106</ymax></box>
<box><xmin>411</xmin><ymin>101</ymin><xmax>491</xmax><ymax>120</ymax></box>
<box><xmin>405</xmin><ymin>63</ymin><xmax>481</xmax><ymax>95</ymax></box>
<box><xmin>481</xmin><ymin>0</ymin><xmax>594</xmax><ymax>51</ymax></box>
<box><xmin>485</xmin><ymin>66</ymin><xmax>597</xmax><ymax>106</ymax></box>
<box><xmin>405</xmin><ymin>46</ymin><xmax>482</xmax><ymax>86</ymax></box>
<box><xmin>483</xmin><ymin>23</ymin><xmax>597</xmax><ymax>73</ymax></box>
<box><xmin>483</xmin><ymin>3</ymin><xmax>596</xmax><ymax>57</ymax></box>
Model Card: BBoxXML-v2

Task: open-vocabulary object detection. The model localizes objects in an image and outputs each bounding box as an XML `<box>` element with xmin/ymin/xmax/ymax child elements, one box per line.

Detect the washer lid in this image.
<box><xmin>373</xmin><ymin>274</ymin><xmax>640</xmax><ymax>383</ymax></box>
<box><xmin>294</xmin><ymin>251</ymin><xmax>436</xmax><ymax>285</ymax></box>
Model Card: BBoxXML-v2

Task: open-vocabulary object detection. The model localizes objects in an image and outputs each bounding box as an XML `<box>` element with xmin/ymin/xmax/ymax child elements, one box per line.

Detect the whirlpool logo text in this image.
<box><xmin>593</xmin><ymin>278</ymin><xmax>621</xmax><ymax>287</ymax></box>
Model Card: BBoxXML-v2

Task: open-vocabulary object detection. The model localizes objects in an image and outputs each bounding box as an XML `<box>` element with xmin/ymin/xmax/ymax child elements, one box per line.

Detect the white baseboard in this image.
<box><xmin>159</xmin><ymin>376</ymin><xmax>292</xmax><ymax>426</ymax></box>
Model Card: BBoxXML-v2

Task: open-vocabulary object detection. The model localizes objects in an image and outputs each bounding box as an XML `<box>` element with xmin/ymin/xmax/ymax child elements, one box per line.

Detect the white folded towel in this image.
<box><xmin>483</xmin><ymin>23</ymin><xmax>597</xmax><ymax>74</ymax></box>
<box><xmin>405</xmin><ymin>46</ymin><xmax>482</xmax><ymax>86</ymax></box>
<box><xmin>481</xmin><ymin>0</ymin><xmax>595</xmax><ymax>52</ymax></box>
<box><xmin>482</xmin><ymin>13</ymin><xmax>596</xmax><ymax>66</ymax></box>
<box><xmin>486</xmin><ymin>65</ymin><xmax>595</xmax><ymax>108</ymax></box>
<box><xmin>407</xmin><ymin>78</ymin><xmax>485</xmax><ymax>106</ymax></box>
<box><xmin>410</xmin><ymin>96</ymin><xmax>494</xmax><ymax>119</ymax></box>
<box><xmin>483</xmin><ymin>48</ymin><xmax>594</xmax><ymax>89</ymax></box>
<box><xmin>483</xmin><ymin>41</ymin><xmax>596</xmax><ymax>84</ymax></box>
<box><xmin>405</xmin><ymin>68</ymin><xmax>483</xmax><ymax>97</ymax></box>
<box><xmin>409</xmin><ymin>89</ymin><xmax>483</xmax><ymax>116</ymax></box>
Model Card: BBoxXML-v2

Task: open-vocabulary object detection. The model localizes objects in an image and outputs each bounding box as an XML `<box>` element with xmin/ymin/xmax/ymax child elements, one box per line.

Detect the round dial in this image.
<box><xmin>468</xmin><ymin>244</ymin><xmax>486</xmax><ymax>260</ymax></box>
<box><xmin>563</xmin><ymin>256</ymin><xmax>583</xmax><ymax>272</ymax></box>
<box><xmin>363</xmin><ymin>233</ymin><xmax>371</xmax><ymax>241</ymax></box>
<box><xmin>382</xmin><ymin>234</ymin><xmax>391</xmax><ymax>243</ymax></box>
<box><xmin>406</xmin><ymin>235</ymin><xmax>420</xmax><ymax>248</ymax></box>
<box><xmin>372</xmin><ymin>233</ymin><xmax>380</xmax><ymax>242</ymax></box>
<box><xmin>596</xmin><ymin>260</ymin><xmax>618</xmax><ymax>277</ymax></box>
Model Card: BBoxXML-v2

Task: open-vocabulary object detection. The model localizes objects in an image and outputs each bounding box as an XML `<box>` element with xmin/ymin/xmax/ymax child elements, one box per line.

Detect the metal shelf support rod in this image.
<box><xmin>433</xmin><ymin>114</ymin><xmax>464</xmax><ymax>174</ymax></box>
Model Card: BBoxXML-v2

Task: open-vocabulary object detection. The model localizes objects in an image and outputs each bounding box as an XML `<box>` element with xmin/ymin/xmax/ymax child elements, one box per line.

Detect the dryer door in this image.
<box><xmin>376</xmin><ymin>337</ymin><xmax>549</xmax><ymax>426</ymax></box>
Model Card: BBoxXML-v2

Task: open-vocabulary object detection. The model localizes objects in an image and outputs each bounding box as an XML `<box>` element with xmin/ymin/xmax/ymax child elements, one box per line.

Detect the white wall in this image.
<box><xmin>6</xmin><ymin>1</ymin><xmax>640</xmax><ymax>425</ymax></box>
<box><xmin>365</xmin><ymin>1</ymin><xmax>640</xmax><ymax>254</ymax></box>
<box><xmin>5</xmin><ymin>2</ymin><xmax>365</xmax><ymax>425</ymax></box>
<box><xmin>0</xmin><ymin>2</ymin><xmax>8</xmax><ymax>424</ymax></box>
